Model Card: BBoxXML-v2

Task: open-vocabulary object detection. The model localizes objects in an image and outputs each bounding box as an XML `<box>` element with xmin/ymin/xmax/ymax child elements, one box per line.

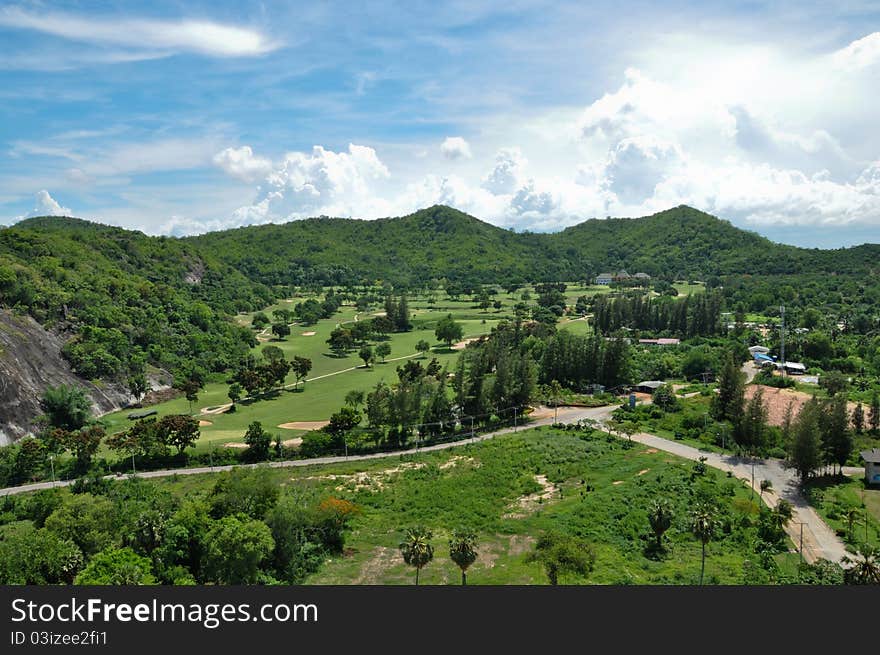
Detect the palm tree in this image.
<box><xmin>648</xmin><ymin>500</ymin><xmax>674</xmax><ymax>550</ymax></box>
<box><xmin>843</xmin><ymin>546</ymin><xmax>880</xmax><ymax>585</ymax></box>
<box><xmin>845</xmin><ymin>506</ymin><xmax>862</xmax><ymax>542</ymax></box>
<box><xmin>399</xmin><ymin>526</ymin><xmax>434</xmax><ymax>585</ymax></box>
<box><xmin>690</xmin><ymin>504</ymin><xmax>718</xmax><ymax>585</ymax></box>
<box><xmin>448</xmin><ymin>530</ymin><xmax>478</xmax><ymax>585</ymax></box>
<box><xmin>548</xmin><ymin>380</ymin><xmax>563</xmax><ymax>423</ymax></box>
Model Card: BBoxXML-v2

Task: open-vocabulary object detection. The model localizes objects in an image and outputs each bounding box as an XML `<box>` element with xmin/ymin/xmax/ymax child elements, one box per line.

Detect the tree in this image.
<box><xmin>66</xmin><ymin>425</ymin><xmax>104</xmax><ymax>473</ymax></box>
<box><xmin>228</xmin><ymin>382</ymin><xmax>243</xmax><ymax>407</ymax></box>
<box><xmin>823</xmin><ymin>396</ymin><xmax>853</xmax><ymax>475</ymax></box>
<box><xmin>375</xmin><ymin>342</ymin><xmax>391</xmax><ymax>362</ymax></box>
<box><xmin>327</xmin><ymin>327</ymin><xmax>354</xmax><ymax>356</ymax></box>
<box><xmin>209</xmin><ymin>468</ymin><xmax>279</xmax><ymax>520</ymax></box>
<box><xmin>759</xmin><ymin>479</ymin><xmax>773</xmax><ymax>501</ymax></box>
<box><xmin>853</xmin><ymin>403</ymin><xmax>865</xmax><ymax>434</ymax></box>
<box><xmin>291</xmin><ymin>356</ymin><xmax>312</xmax><ymax>390</ymax></box>
<box><xmin>74</xmin><ymin>547</ymin><xmax>156</xmax><ymax>585</ymax></box>
<box><xmin>157</xmin><ymin>414</ymin><xmax>200</xmax><ymax>455</ymax></box>
<box><xmin>690</xmin><ymin>504</ymin><xmax>718</xmax><ymax>585</ymax></box>
<box><xmin>651</xmin><ymin>384</ymin><xmax>678</xmax><ymax>412</ymax></box>
<box><xmin>14</xmin><ymin>437</ymin><xmax>44</xmax><ymax>483</ymax></box>
<box><xmin>251</xmin><ymin>311</ymin><xmax>270</xmax><ymax>329</ymax></box>
<box><xmin>788</xmin><ymin>398</ymin><xmax>823</xmax><ymax>482</ymax></box>
<box><xmin>243</xmin><ymin>421</ymin><xmax>272</xmax><ymax>462</ymax></box>
<box><xmin>435</xmin><ymin>314</ymin><xmax>464</xmax><ymax>348</ymax></box>
<box><xmin>416</xmin><ymin>339</ymin><xmax>431</xmax><ymax>358</ymax></box>
<box><xmin>448</xmin><ymin>530</ymin><xmax>478</xmax><ymax>585</ymax></box>
<box><xmin>0</xmin><ymin>525</ymin><xmax>83</xmax><ymax>584</ymax></box>
<box><xmin>547</xmin><ymin>379</ymin><xmax>564</xmax><ymax>423</ymax></box>
<box><xmin>39</xmin><ymin>385</ymin><xmax>92</xmax><ymax>432</ymax></box>
<box><xmin>358</xmin><ymin>344</ymin><xmax>374</xmax><ymax>368</ymax></box>
<box><xmin>527</xmin><ymin>532</ymin><xmax>595</xmax><ymax>585</ymax></box>
<box><xmin>344</xmin><ymin>390</ymin><xmax>365</xmax><ymax>411</ymax></box>
<box><xmin>202</xmin><ymin>514</ymin><xmax>275</xmax><ymax>584</ymax></box>
<box><xmin>870</xmin><ymin>391</ymin><xmax>880</xmax><ymax>434</ymax></box>
<box><xmin>174</xmin><ymin>376</ymin><xmax>203</xmax><ymax>414</ymax></box>
<box><xmin>648</xmin><ymin>500</ymin><xmax>674</xmax><ymax>551</ymax></box>
<box><xmin>271</xmin><ymin>321</ymin><xmax>291</xmax><ymax>340</ymax></box>
<box><xmin>736</xmin><ymin>387</ymin><xmax>768</xmax><ymax>455</ymax></box>
<box><xmin>127</xmin><ymin>371</ymin><xmax>149</xmax><ymax>404</ymax></box>
<box><xmin>711</xmin><ymin>350</ymin><xmax>745</xmax><ymax>422</ymax></box>
<box><xmin>819</xmin><ymin>371</ymin><xmax>849</xmax><ymax>397</ymax></box>
<box><xmin>843</xmin><ymin>546</ymin><xmax>880</xmax><ymax>585</ymax></box>
<box><xmin>399</xmin><ymin>526</ymin><xmax>434</xmax><ymax>585</ymax></box>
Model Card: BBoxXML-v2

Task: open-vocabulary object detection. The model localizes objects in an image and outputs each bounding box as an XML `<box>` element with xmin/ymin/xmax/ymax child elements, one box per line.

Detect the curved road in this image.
<box><xmin>1</xmin><ymin>402</ymin><xmax>850</xmax><ymax>563</ymax></box>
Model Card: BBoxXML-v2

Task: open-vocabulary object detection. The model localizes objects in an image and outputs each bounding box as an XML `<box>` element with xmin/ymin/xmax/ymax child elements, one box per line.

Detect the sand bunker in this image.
<box><xmin>451</xmin><ymin>338</ymin><xmax>480</xmax><ymax>350</ymax></box>
<box><xmin>612</xmin><ymin>480</ymin><xmax>624</xmax><ymax>485</ymax></box>
<box><xmin>277</xmin><ymin>420</ymin><xmax>330</xmax><ymax>430</ymax></box>
<box><xmin>198</xmin><ymin>420</ymin><xmax>212</xmax><ymax>427</ymax></box>
<box><xmin>637</xmin><ymin>469</ymin><xmax>650</xmax><ymax>476</ymax></box>
<box><xmin>200</xmin><ymin>404</ymin><xmax>231</xmax><ymax>416</ymax></box>
<box><xmin>222</xmin><ymin>437</ymin><xmax>302</xmax><ymax>449</ymax></box>
<box><xmin>301</xmin><ymin>331</ymin><xmax>316</xmax><ymax>336</ymax></box>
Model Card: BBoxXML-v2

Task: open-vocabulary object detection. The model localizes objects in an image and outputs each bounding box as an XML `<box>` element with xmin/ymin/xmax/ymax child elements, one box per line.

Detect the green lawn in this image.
<box><xmin>100</xmin><ymin>301</ymin><xmax>500</xmax><ymax>450</ymax></box>
<box><xmin>149</xmin><ymin>426</ymin><xmax>774</xmax><ymax>585</ymax></box>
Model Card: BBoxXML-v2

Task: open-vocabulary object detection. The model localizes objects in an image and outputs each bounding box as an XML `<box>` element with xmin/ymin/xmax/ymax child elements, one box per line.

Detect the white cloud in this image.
<box><xmin>222</xmin><ymin>144</ymin><xmax>391</xmax><ymax>229</ymax></box>
<box><xmin>0</xmin><ymin>7</ymin><xmax>278</xmax><ymax>59</ymax></box>
<box><xmin>831</xmin><ymin>32</ymin><xmax>880</xmax><ymax>71</ymax></box>
<box><xmin>603</xmin><ymin>136</ymin><xmax>683</xmax><ymax>204</ymax></box>
<box><xmin>482</xmin><ymin>147</ymin><xmax>527</xmax><ymax>195</ymax></box>
<box><xmin>440</xmin><ymin>136</ymin><xmax>472</xmax><ymax>160</ymax></box>
<box><xmin>213</xmin><ymin>146</ymin><xmax>273</xmax><ymax>182</ymax></box>
<box><xmin>18</xmin><ymin>190</ymin><xmax>73</xmax><ymax>219</ymax></box>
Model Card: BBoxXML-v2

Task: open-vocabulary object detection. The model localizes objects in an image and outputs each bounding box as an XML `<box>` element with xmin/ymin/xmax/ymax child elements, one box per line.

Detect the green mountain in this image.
<box><xmin>189</xmin><ymin>204</ymin><xmax>879</xmax><ymax>285</ymax></box>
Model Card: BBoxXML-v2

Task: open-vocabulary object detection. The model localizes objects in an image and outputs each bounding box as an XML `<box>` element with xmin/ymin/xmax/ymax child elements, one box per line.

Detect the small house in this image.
<box><xmin>595</xmin><ymin>273</ymin><xmax>614</xmax><ymax>285</ymax></box>
<box><xmin>777</xmin><ymin>361</ymin><xmax>806</xmax><ymax>375</ymax></box>
<box><xmin>633</xmin><ymin>380</ymin><xmax>664</xmax><ymax>394</ymax></box>
<box><xmin>861</xmin><ymin>449</ymin><xmax>880</xmax><ymax>485</ymax></box>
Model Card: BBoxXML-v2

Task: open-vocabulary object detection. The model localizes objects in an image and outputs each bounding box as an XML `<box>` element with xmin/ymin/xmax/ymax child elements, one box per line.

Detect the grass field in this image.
<box><xmin>150</xmin><ymin>426</ymin><xmax>787</xmax><ymax>584</ymax></box>
<box><xmin>100</xmin><ymin>283</ymin><xmax>615</xmax><ymax>450</ymax></box>
<box><xmin>805</xmin><ymin>475</ymin><xmax>880</xmax><ymax>551</ymax></box>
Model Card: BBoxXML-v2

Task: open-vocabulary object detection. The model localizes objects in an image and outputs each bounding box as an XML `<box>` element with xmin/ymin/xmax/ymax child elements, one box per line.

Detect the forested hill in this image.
<box><xmin>189</xmin><ymin>204</ymin><xmax>879</xmax><ymax>285</ymax></box>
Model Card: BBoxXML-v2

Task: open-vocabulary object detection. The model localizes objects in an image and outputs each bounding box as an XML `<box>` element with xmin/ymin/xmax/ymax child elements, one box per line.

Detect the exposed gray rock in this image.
<box><xmin>0</xmin><ymin>310</ymin><xmax>138</xmax><ymax>445</ymax></box>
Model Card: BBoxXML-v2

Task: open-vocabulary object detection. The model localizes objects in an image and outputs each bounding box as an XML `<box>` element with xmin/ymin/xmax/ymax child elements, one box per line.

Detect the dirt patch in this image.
<box><xmin>198</xmin><ymin>420</ymin><xmax>212</xmax><ymax>427</ymax></box>
<box><xmin>278</xmin><ymin>420</ymin><xmax>330</xmax><ymax>430</ymax></box>
<box><xmin>637</xmin><ymin>469</ymin><xmax>650</xmax><ymax>476</ymax></box>
<box><xmin>222</xmin><ymin>442</ymin><xmax>249</xmax><ymax>449</ymax></box>
<box><xmin>503</xmin><ymin>474</ymin><xmax>558</xmax><ymax>519</ymax></box>
<box><xmin>352</xmin><ymin>546</ymin><xmax>398</xmax><ymax>584</ymax></box>
<box><xmin>476</xmin><ymin>543</ymin><xmax>499</xmax><ymax>570</ymax></box>
<box><xmin>641</xmin><ymin>448</ymin><xmax>658</xmax><ymax>454</ymax></box>
<box><xmin>302</xmin><ymin>462</ymin><xmax>426</xmax><ymax>493</ymax></box>
<box><xmin>746</xmin><ymin>384</ymin><xmax>859</xmax><ymax>426</ymax></box>
<box><xmin>508</xmin><ymin>534</ymin><xmax>536</xmax><ymax>557</ymax></box>
<box><xmin>301</xmin><ymin>331</ymin><xmax>316</xmax><ymax>336</ymax></box>
<box><xmin>439</xmin><ymin>455</ymin><xmax>478</xmax><ymax>470</ymax></box>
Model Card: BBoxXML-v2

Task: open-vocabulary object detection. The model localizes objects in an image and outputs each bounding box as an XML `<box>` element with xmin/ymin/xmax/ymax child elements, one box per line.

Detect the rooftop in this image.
<box><xmin>861</xmin><ymin>449</ymin><xmax>880</xmax><ymax>463</ymax></box>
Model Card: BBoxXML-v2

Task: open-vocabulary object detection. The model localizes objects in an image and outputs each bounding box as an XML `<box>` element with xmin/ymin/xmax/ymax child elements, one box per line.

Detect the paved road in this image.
<box><xmin>0</xmin><ymin>401</ymin><xmax>852</xmax><ymax>563</ymax></box>
<box><xmin>0</xmin><ymin>405</ymin><xmax>613</xmax><ymax>497</ymax></box>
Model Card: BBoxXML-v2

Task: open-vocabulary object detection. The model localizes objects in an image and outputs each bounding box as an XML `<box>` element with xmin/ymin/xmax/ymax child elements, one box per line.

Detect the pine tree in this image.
<box><xmin>870</xmin><ymin>391</ymin><xmax>880</xmax><ymax>434</ymax></box>
<box><xmin>737</xmin><ymin>386</ymin><xmax>768</xmax><ymax>454</ymax></box>
<box><xmin>822</xmin><ymin>396</ymin><xmax>852</xmax><ymax>475</ymax></box>
<box><xmin>852</xmin><ymin>403</ymin><xmax>865</xmax><ymax>434</ymax></box>
<box><xmin>788</xmin><ymin>398</ymin><xmax>823</xmax><ymax>482</ymax></box>
<box><xmin>712</xmin><ymin>350</ymin><xmax>745</xmax><ymax>423</ymax></box>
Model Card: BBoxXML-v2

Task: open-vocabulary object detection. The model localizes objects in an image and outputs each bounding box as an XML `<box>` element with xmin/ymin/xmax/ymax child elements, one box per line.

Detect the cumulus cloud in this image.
<box><xmin>440</xmin><ymin>136</ymin><xmax>472</xmax><ymax>160</ymax></box>
<box><xmin>18</xmin><ymin>190</ymin><xmax>73</xmax><ymax>219</ymax></box>
<box><xmin>225</xmin><ymin>144</ymin><xmax>391</xmax><ymax>227</ymax></box>
<box><xmin>482</xmin><ymin>147</ymin><xmax>527</xmax><ymax>195</ymax></box>
<box><xmin>831</xmin><ymin>32</ymin><xmax>880</xmax><ymax>71</ymax></box>
<box><xmin>213</xmin><ymin>146</ymin><xmax>273</xmax><ymax>182</ymax></box>
<box><xmin>0</xmin><ymin>7</ymin><xmax>278</xmax><ymax>58</ymax></box>
<box><xmin>603</xmin><ymin>136</ymin><xmax>683</xmax><ymax>204</ymax></box>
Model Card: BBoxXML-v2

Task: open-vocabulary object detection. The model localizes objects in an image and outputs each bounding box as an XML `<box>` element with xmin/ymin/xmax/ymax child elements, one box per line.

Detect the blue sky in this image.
<box><xmin>1</xmin><ymin>1</ymin><xmax>879</xmax><ymax>247</ymax></box>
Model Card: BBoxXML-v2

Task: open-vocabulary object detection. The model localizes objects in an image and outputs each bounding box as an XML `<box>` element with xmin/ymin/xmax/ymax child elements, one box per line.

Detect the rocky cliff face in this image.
<box><xmin>0</xmin><ymin>310</ymin><xmax>133</xmax><ymax>445</ymax></box>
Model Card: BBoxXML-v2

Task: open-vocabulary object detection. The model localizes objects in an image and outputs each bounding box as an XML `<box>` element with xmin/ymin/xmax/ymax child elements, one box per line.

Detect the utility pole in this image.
<box><xmin>49</xmin><ymin>454</ymin><xmax>55</xmax><ymax>487</ymax></box>
<box><xmin>780</xmin><ymin>305</ymin><xmax>786</xmax><ymax>379</ymax></box>
<box><xmin>513</xmin><ymin>406</ymin><xmax>518</xmax><ymax>432</ymax></box>
<box><xmin>470</xmin><ymin>416</ymin><xmax>474</xmax><ymax>438</ymax></box>
<box><xmin>131</xmin><ymin>453</ymin><xmax>136</xmax><ymax>476</ymax></box>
